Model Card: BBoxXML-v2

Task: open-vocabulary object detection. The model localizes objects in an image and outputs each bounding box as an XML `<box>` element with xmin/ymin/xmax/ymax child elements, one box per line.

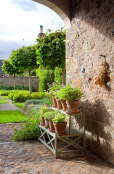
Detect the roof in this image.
<box><xmin>0</xmin><ymin>60</ymin><xmax>4</xmax><ymax>74</ymax></box>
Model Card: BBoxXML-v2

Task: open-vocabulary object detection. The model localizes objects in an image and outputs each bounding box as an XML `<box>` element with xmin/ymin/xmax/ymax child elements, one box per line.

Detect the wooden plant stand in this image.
<box><xmin>38</xmin><ymin>107</ymin><xmax>85</xmax><ymax>158</ymax></box>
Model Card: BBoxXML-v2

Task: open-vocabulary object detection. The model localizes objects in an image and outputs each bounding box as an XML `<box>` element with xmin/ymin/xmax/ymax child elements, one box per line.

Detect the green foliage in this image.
<box><xmin>36</xmin><ymin>28</ymin><xmax>65</xmax><ymax>69</ymax></box>
<box><xmin>43</xmin><ymin>110</ymin><xmax>59</xmax><ymax>119</ymax></box>
<box><xmin>10</xmin><ymin>45</ymin><xmax>39</xmax><ymax>94</ymax></box>
<box><xmin>39</xmin><ymin>106</ymin><xmax>50</xmax><ymax>116</ymax></box>
<box><xmin>0</xmin><ymin>90</ymin><xmax>26</xmax><ymax>96</ymax></box>
<box><xmin>54</xmin><ymin>67</ymin><xmax>62</xmax><ymax>84</ymax></box>
<box><xmin>24</xmin><ymin>99</ymin><xmax>42</xmax><ymax>106</ymax></box>
<box><xmin>48</xmin><ymin>82</ymin><xmax>62</xmax><ymax>96</ymax></box>
<box><xmin>58</xmin><ymin>83</ymin><xmax>84</xmax><ymax>102</ymax></box>
<box><xmin>30</xmin><ymin>92</ymin><xmax>46</xmax><ymax>99</ymax></box>
<box><xmin>13</xmin><ymin>108</ymin><xmax>41</xmax><ymax>140</ymax></box>
<box><xmin>52</xmin><ymin>113</ymin><xmax>67</xmax><ymax>123</ymax></box>
<box><xmin>2</xmin><ymin>60</ymin><xmax>24</xmax><ymax>76</ymax></box>
<box><xmin>37</xmin><ymin>68</ymin><xmax>54</xmax><ymax>92</ymax></box>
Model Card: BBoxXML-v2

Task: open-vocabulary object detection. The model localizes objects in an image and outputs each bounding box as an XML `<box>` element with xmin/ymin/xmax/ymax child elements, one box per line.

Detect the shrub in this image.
<box><xmin>0</xmin><ymin>84</ymin><xmax>35</xmax><ymax>91</ymax></box>
<box><xmin>8</xmin><ymin>92</ymin><xmax>15</xmax><ymax>100</ymax></box>
<box><xmin>13</xmin><ymin>92</ymin><xmax>31</xmax><ymax>102</ymax></box>
<box><xmin>30</xmin><ymin>92</ymin><xmax>46</xmax><ymax>99</ymax></box>
<box><xmin>13</xmin><ymin>106</ymin><xmax>41</xmax><ymax>140</ymax></box>
<box><xmin>36</xmin><ymin>68</ymin><xmax>54</xmax><ymax>92</ymax></box>
<box><xmin>24</xmin><ymin>99</ymin><xmax>42</xmax><ymax>106</ymax></box>
<box><xmin>54</xmin><ymin>67</ymin><xmax>62</xmax><ymax>84</ymax></box>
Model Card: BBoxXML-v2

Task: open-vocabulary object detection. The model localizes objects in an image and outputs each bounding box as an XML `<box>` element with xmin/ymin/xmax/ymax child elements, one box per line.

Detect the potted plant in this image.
<box><xmin>48</xmin><ymin>83</ymin><xmax>62</xmax><ymax>108</ymax></box>
<box><xmin>52</xmin><ymin>113</ymin><xmax>67</xmax><ymax>136</ymax></box>
<box><xmin>39</xmin><ymin>106</ymin><xmax>50</xmax><ymax>126</ymax></box>
<box><xmin>44</xmin><ymin>110</ymin><xmax>59</xmax><ymax>132</ymax></box>
<box><xmin>60</xmin><ymin>83</ymin><xmax>84</xmax><ymax>114</ymax></box>
<box><xmin>54</xmin><ymin>91</ymin><xmax>63</xmax><ymax>110</ymax></box>
<box><xmin>57</xmin><ymin>89</ymin><xmax>67</xmax><ymax>111</ymax></box>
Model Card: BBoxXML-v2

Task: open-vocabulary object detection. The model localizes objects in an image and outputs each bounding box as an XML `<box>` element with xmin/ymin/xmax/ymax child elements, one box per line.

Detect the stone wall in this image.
<box><xmin>66</xmin><ymin>0</ymin><xmax>114</xmax><ymax>164</ymax></box>
<box><xmin>0</xmin><ymin>76</ymin><xmax>39</xmax><ymax>91</ymax></box>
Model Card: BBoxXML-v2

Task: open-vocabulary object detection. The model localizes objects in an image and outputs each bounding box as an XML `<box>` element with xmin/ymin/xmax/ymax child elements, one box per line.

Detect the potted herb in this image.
<box><xmin>48</xmin><ymin>83</ymin><xmax>62</xmax><ymax>108</ymax></box>
<box><xmin>57</xmin><ymin>89</ymin><xmax>67</xmax><ymax>111</ymax></box>
<box><xmin>59</xmin><ymin>83</ymin><xmax>84</xmax><ymax>114</ymax></box>
<box><xmin>44</xmin><ymin>110</ymin><xmax>59</xmax><ymax>132</ymax></box>
<box><xmin>39</xmin><ymin>106</ymin><xmax>50</xmax><ymax>126</ymax></box>
<box><xmin>52</xmin><ymin>113</ymin><xmax>67</xmax><ymax>136</ymax></box>
<box><xmin>54</xmin><ymin>91</ymin><xmax>63</xmax><ymax>110</ymax></box>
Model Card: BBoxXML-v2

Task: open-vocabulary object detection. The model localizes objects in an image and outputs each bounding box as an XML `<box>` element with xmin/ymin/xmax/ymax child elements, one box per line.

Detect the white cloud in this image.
<box><xmin>0</xmin><ymin>0</ymin><xmax>64</xmax><ymax>59</ymax></box>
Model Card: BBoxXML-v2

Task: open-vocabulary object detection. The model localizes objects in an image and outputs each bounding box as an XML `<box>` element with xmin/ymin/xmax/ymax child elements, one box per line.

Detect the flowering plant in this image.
<box><xmin>57</xmin><ymin>83</ymin><xmax>84</xmax><ymax>102</ymax></box>
<box><xmin>48</xmin><ymin>82</ymin><xmax>62</xmax><ymax>96</ymax></box>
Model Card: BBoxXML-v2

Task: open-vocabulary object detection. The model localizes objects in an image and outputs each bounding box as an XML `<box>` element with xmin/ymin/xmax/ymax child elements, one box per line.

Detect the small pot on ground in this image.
<box><xmin>52</xmin><ymin>96</ymin><xmax>57</xmax><ymax>108</ymax></box>
<box><xmin>60</xmin><ymin>99</ymin><xmax>67</xmax><ymax>111</ymax></box>
<box><xmin>56</xmin><ymin>99</ymin><xmax>63</xmax><ymax>110</ymax></box>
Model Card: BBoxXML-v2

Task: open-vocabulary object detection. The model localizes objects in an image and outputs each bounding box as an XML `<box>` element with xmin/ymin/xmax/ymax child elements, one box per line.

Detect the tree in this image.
<box><xmin>2</xmin><ymin>60</ymin><xmax>24</xmax><ymax>90</ymax></box>
<box><xmin>36</xmin><ymin>28</ymin><xmax>66</xmax><ymax>85</ymax></box>
<box><xmin>10</xmin><ymin>45</ymin><xmax>39</xmax><ymax>94</ymax></box>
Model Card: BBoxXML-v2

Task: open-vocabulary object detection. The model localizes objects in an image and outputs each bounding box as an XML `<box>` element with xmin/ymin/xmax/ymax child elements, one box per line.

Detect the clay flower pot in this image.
<box><xmin>66</xmin><ymin>100</ymin><xmax>80</xmax><ymax>114</ymax></box>
<box><xmin>44</xmin><ymin>118</ymin><xmax>49</xmax><ymax>128</ymax></box>
<box><xmin>53</xmin><ymin>122</ymin><xmax>67</xmax><ymax>136</ymax></box>
<box><xmin>60</xmin><ymin>99</ymin><xmax>67</xmax><ymax>111</ymax></box>
<box><xmin>40</xmin><ymin>116</ymin><xmax>45</xmax><ymax>126</ymax></box>
<box><xmin>52</xmin><ymin>96</ymin><xmax>57</xmax><ymax>108</ymax></box>
<box><xmin>56</xmin><ymin>99</ymin><xmax>63</xmax><ymax>110</ymax></box>
<box><xmin>48</xmin><ymin>119</ymin><xmax>55</xmax><ymax>132</ymax></box>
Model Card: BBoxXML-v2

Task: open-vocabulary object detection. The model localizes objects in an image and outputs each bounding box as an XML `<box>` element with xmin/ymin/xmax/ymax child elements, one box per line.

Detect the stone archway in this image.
<box><xmin>33</xmin><ymin>0</ymin><xmax>71</xmax><ymax>27</ymax></box>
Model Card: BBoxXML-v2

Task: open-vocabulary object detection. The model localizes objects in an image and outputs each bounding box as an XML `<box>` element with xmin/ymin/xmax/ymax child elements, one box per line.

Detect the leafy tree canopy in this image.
<box><xmin>10</xmin><ymin>45</ymin><xmax>38</xmax><ymax>71</ymax></box>
<box><xmin>36</xmin><ymin>28</ymin><xmax>66</xmax><ymax>70</ymax></box>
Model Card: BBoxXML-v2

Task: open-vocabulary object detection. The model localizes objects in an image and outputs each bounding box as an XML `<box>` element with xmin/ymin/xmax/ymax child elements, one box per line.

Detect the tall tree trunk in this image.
<box><xmin>14</xmin><ymin>74</ymin><xmax>15</xmax><ymax>90</ymax></box>
<box><xmin>29</xmin><ymin>69</ymin><xmax>32</xmax><ymax>94</ymax></box>
<box><xmin>62</xmin><ymin>67</ymin><xmax>65</xmax><ymax>86</ymax></box>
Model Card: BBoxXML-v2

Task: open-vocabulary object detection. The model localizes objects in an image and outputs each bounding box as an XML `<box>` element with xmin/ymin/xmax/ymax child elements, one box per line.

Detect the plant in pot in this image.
<box><xmin>48</xmin><ymin>83</ymin><xmax>62</xmax><ymax>108</ymax></box>
<box><xmin>44</xmin><ymin>110</ymin><xmax>59</xmax><ymax>132</ymax></box>
<box><xmin>52</xmin><ymin>113</ymin><xmax>67</xmax><ymax>136</ymax></box>
<box><xmin>54</xmin><ymin>90</ymin><xmax>63</xmax><ymax>110</ymax></box>
<box><xmin>57</xmin><ymin>88</ymin><xmax>67</xmax><ymax>111</ymax></box>
<box><xmin>60</xmin><ymin>83</ymin><xmax>84</xmax><ymax>114</ymax></box>
<box><xmin>39</xmin><ymin>106</ymin><xmax>50</xmax><ymax>126</ymax></box>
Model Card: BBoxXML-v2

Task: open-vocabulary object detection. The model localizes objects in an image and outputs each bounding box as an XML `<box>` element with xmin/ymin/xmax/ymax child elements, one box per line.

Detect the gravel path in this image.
<box><xmin>0</xmin><ymin>103</ymin><xmax>22</xmax><ymax>111</ymax></box>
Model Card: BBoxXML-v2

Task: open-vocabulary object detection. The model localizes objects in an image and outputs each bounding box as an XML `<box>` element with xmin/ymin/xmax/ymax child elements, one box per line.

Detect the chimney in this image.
<box><xmin>40</xmin><ymin>25</ymin><xmax>43</xmax><ymax>33</ymax></box>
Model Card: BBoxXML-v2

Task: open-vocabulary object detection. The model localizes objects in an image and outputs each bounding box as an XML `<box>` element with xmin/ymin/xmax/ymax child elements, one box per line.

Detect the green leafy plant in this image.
<box><xmin>52</xmin><ymin>113</ymin><xmax>67</xmax><ymax>123</ymax></box>
<box><xmin>36</xmin><ymin>28</ymin><xmax>66</xmax><ymax>85</ymax></box>
<box><xmin>13</xmin><ymin>110</ymin><xmax>41</xmax><ymax>140</ymax></box>
<box><xmin>39</xmin><ymin>106</ymin><xmax>50</xmax><ymax>115</ymax></box>
<box><xmin>43</xmin><ymin>110</ymin><xmax>59</xmax><ymax>119</ymax></box>
<box><xmin>48</xmin><ymin>82</ymin><xmax>62</xmax><ymax>96</ymax></box>
<box><xmin>58</xmin><ymin>83</ymin><xmax>84</xmax><ymax>102</ymax></box>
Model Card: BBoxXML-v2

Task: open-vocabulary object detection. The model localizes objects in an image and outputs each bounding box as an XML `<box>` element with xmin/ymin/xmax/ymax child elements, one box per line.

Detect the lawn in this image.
<box><xmin>0</xmin><ymin>110</ymin><xmax>29</xmax><ymax>123</ymax></box>
<box><xmin>1</xmin><ymin>96</ymin><xmax>8</xmax><ymax>99</ymax></box>
<box><xmin>13</xmin><ymin>103</ymin><xmax>24</xmax><ymax>109</ymax></box>
<box><xmin>0</xmin><ymin>99</ymin><xmax>8</xmax><ymax>103</ymax></box>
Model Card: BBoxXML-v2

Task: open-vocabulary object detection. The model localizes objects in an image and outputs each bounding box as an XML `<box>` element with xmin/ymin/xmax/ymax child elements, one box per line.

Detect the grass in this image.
<box><xmin>1</xmin><ymin>96</ymin><xmax>8</xmax><ymax>99</ymax></box>
<box><xmin>0</xmin><ymin>110</ymin><xmax>29</xmax><ymax>123</ymax></box>
<box><xmin>0</xmin><ymin>99</ymin><xmax>8</xmax><ymax>103</ymax></box>
<box><xmin>13</xmin><ymin>103</ymin><xmax>24</xmax><ymax>109</ymax></box>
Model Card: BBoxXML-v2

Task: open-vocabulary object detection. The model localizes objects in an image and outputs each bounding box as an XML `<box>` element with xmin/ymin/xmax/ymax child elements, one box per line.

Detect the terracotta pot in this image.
<box><xmin>44</xmin><ymin>118</ymin><xmax>49</xmax><ymax>128</ymax></box>
<box><xmin>56</xmin><ymin>99</ymin><xmax>63</xmax><ymax>110</ymax></box>
<box><xmin>48</xmin><ymin>119</ymin><xmax>55</xmax><ymax>132</ymax></box>
<box><xmin>40</xmin><ymin>116</ymin><xmax>45</xmax><ymax>126</ymax></box>
<box><xmin>53</xmin><ymin>122</ymin><xmax>67</xmax><ymax>136</ymax></box>
<box><xmin>60</xmin><ymin>99</ymin><xmax>67</xmax><ymax>111</ymax></box>
<box><xmin>66</xmin><ymin>100</ymin><xmax>80</xmax><ymax>114</ymax></box>
<box><xmin>52</xmin><ymin>96</ymin><xmax>57</xmax><ymax>108</ymax></box>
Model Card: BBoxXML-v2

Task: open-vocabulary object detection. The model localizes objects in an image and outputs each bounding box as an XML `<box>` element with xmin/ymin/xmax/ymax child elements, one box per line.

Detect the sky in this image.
<box><xmin>0</xmin><ymin>0</ymin><xmax>64</xmax><ymax>60</ymax></box>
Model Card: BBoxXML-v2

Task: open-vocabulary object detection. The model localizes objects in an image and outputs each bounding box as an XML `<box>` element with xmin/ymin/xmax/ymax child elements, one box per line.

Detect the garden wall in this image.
<box><xmin>0</xmin><ymin>76</ymin><xmax>39</xmax><ymax>91</ymax></box>
<box><xmin>66</xmin><ymin>0</ymin><xmax>114</xmax><ymax>164</ymax></box>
